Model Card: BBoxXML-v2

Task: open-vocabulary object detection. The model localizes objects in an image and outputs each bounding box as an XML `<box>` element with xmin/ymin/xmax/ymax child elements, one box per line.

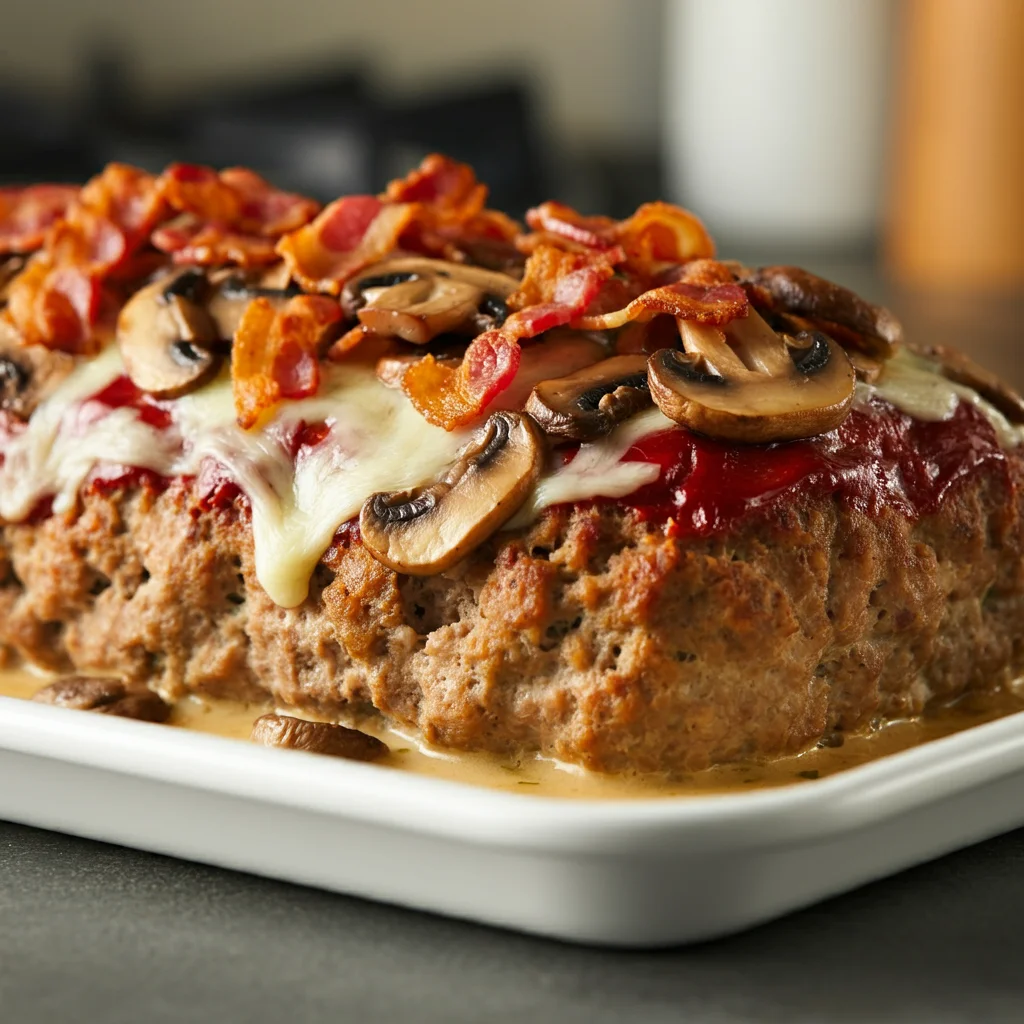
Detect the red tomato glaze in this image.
<box><xmin>611</xmin><ymin>398</ymin><xmax>1009</xmax><ymax>535</ymax></box>
<box><xmin>88</xmin><ymin>376</ymin><xmax>173</xmax><ymax>431</ymax></box>
<box><xmin>29</xmin><ymin>373</ymin><xmax>1012</xmax><ymax>540</ymax></box>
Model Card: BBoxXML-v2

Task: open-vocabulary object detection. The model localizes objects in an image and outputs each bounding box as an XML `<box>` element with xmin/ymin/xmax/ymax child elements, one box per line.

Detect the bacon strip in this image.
<box><xmin>5</xmin><ymin>165</ymin><xmax>165</xmax><ymax>352</ymax></box>
<box><xmin>0</xmin><ymin>185</ymin><xmax>79</xmax><ymax>254</ymax></box>
<box><xmin>277</xmin><ymin>155</ymin><xmax>520</xmax><ymax>292</ymax></box>
<box><xmin>277</xmin><ymin>199</ymin><xmax>416</xmax><ymax>294</ymax></box>
<box><xmin>232</xmin><ymin>295</ymin><xmax>343</xmax><ymax>429</ymax></box>
<box><xmin>152</xmin><ymin>217</ymin><xmax>281</xmax><ymax>268</ymax></box>
<box><xmin>573</xmin><ymin>282</ymin><xmax>749</xmax><ymax>332</ymax></box>
<box><xmin>506</xmin><ymin>244</ymin><xmax>622</xmax><ymax>309</ymax></box>
<box><xmin>402</xmin><ymin>246</ymin><xmax>615</xmax><ymax>429</ymax></box>
<box><xmin>154</xmin><ymin>164</ymin><xmax>320</xmax><ymax>267</ymax></box>
<box><xmin>526</xmin><ymin>199</ymin><xmax>715</xmax><ymax>264</ymax></box>
<box><xmin>383</xmin><ymin>153</ymin><xmax>486</xmax><ymax>219</ymax></box>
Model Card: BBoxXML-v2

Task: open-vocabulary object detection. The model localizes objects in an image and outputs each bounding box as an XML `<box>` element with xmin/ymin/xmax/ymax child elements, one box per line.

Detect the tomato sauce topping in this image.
<box><xmin>610</xmin><ymin>398</ymin><xmax>1008</xmax><ymax>535</ymax></box>
<box><xmin>57</xmin><ymin>375</ymin><xmax>1014</xmax><ymax>539</ymax></box>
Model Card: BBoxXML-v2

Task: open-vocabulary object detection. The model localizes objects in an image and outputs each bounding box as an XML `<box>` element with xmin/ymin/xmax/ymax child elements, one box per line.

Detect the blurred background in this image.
<box><xmin>2</xmin><ymin>0</ymin><xmax>1021</xmax><ymax>377</ymax></box>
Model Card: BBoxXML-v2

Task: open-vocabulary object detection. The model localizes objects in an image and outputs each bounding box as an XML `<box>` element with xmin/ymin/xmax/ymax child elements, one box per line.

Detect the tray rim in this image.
<box><xmin>3</xmin><ymin>694</ymin><xmax>1024</xmax><ymax>856</ymax></box>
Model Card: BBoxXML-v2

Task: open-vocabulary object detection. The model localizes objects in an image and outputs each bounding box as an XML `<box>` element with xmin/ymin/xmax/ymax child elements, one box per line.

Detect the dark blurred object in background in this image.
<box><xmin>5</xmin><ymin>47</ymin><xmax>551</xmax><ymax>216</ymax></box>
<box><xmin>1</xmin><ymin>0</ymin><xmax>1019</xmax><ymax>301</ymax></box>
<box><xmin>0</xmin><ymin>80</ymin><xmax>91</xmax><ymax>185</ymax></box>
<box><xmin>0</xmin><ymin>42</ymin><xmax>658</xmax><ymax>220</ymax></box>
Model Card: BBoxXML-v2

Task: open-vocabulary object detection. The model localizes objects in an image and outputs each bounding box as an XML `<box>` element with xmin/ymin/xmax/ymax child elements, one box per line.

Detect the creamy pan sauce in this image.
<box><xmin>2</xmin><ymin>665</ymin><xmax>1022</xmax><ymax>799</ymax></box>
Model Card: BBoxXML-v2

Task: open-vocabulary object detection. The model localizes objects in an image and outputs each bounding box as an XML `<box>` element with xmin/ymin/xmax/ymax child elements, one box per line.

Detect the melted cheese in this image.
<box><xmin>0</xmin><ymin>349</ymin><xmax>471</xmax><ymax>607</ymax></box>
<box><xmin>506</xmin><ymin>407</ymin><xmax>669</xmax><ymax>530</ymax></box>
<box><xmin>174</xmin><ymin>368</ymin><xmax>472</xmax><ymax>607</ymax></box>
<box><xmin>0</xmin><ymin>345</ymin><xmax>1018</xmax><ymax>609</ymax></box>
<box><xmin>861</xmin><ymin>349</ymin><xmax>1024</xmax><ymax>448</ymax></box>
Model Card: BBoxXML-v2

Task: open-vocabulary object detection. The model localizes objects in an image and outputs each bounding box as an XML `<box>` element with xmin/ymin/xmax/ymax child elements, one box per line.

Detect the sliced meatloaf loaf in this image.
<box><xmin>2</xmin><ymin>413</ymin><xmax>1021</xmax><ymax>774</ymax></box>
<box><xmin>3</xmin><ymin>154</ymin><xmax>1024</xmax><ymax>775</ymax></box>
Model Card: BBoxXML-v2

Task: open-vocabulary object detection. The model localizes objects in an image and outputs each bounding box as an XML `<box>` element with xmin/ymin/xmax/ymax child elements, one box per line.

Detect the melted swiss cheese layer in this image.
<box><xmin>0</xmin><ymin>348</ymin><xmax>1018</xmax><ymax>607</ymax></box>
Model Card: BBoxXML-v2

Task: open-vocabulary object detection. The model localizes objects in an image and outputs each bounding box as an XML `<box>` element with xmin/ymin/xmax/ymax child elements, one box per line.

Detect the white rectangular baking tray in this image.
<box><xmin>2</xmin><ymin>694</ymin><xmax>1024</xmax><ymax>947</ymax></box>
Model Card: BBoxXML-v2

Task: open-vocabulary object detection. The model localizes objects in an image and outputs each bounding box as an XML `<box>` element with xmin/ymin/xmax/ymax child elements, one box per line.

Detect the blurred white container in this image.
<box><xmin>664</xmin><ymin>0</ymin><xmax>892</xmax><ymax>247</ymax></box>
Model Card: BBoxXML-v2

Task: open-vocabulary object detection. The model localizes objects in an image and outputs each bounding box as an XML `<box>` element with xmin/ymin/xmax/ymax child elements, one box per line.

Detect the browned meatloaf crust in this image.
<box><xmin>2</xmin><ymin>450</ymin><xmax>1023</xmax><ymax>774</ymax></box>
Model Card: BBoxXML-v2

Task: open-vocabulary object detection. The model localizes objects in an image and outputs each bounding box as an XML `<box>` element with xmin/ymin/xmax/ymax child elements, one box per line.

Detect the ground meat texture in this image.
<box><xmin>1</xmin><ymin>455</ymin><xmax>1023</xmax><ymax>774</ymax></box>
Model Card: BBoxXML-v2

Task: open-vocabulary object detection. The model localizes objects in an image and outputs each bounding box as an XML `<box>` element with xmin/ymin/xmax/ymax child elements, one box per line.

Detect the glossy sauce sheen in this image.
<box><xmin>82</xmin><ymin>377</ymin><xmax>1009</xmax><ymax>539</ymax></box>
<box><xmin>2</xmin><ymin>667</ymin><xmax>1023</xmax><ymax>799</ymax></box>
<box><xmin>617</xmin><ymin>398</ymin><xmax>1008</xmax><ymax>534</ymax></box>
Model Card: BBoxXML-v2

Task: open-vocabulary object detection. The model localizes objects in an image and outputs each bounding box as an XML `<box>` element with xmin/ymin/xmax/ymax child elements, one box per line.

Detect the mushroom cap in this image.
<box><xmin>751</xmin><ymin>265</ymin><xmax>902</xmax><ymax>358</ymax></box>
<box><xmin>526</xmin><ymin>354</ymin><xmax>652</xmax><ymax>440</ymax></box>
<box><xmin>648</xmin><ymin>311</ymin><xmax>856</xmax><ymax>443</ymax></box>
<box><xmin>346</xmin><ymin>257</ymin><xmax>520</xmax><ymax>345</ymax></box>
<box><xmin>117</xmin><ymin>270</ymin><xmax>222</xmax><ymax>397</ymax></box>
<box><xmin>359</xmin><ymin>411</ymin><xmax>544</xmax><ymax>575</ymax></box>
<box><xmin>250</xmin><ymin>713</ymin><xmax>388</xmax><ymax>761</ymax></box>
<box><xmin>116</xmin><ymin>270</ymin><xmax>221</xmax><ymax>399</ymax></box>
<box><xmin>205</xmin><ymin>272</ymin><xmax>301</xmax><ymax>341</ymax></box>
<box><xmin>32</xmin><ymin>675</ymin><xmax>171</xmax><ymax>722</ymax></box>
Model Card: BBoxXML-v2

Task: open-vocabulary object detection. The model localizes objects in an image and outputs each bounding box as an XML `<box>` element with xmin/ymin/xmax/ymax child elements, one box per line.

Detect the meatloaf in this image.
<box><xmin>2</xmin><ymin>154</ymin><xmax>1023</xmax><ymax>775</ymax></box>
<box><xmin>2</xmin><ymin>409</ymin><xmax>1022</xmax><ymax>774</ymax></box>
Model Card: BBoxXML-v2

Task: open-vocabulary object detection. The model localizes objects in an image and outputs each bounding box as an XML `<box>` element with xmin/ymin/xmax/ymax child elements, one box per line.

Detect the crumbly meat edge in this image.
<box><xmin>2</xmin><ymin>452</ymin><xmax>1023</xmax><ymax>774</ymax></box>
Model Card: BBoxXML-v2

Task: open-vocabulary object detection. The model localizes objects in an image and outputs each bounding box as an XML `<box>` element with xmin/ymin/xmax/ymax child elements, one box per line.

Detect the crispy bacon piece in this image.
<box><xmin>278</xmin><ymin>155</ymin><xmax>520</xmax><ymax>291</ymax></box>
<box><xmin>572</xmin><ymin>281</ymin><xmax>748</xmax><ymax>332</ymax></box>
<box><xmin>526</xmin><ymin>199</ymin><xmax>715</xmax><ymax>264</ymax></box>
<box><xmin>152</xmin><ymin>217</ymin><xmax>281</xmax><ymax>267</ymax></box>
<box><xmin>403</xmin><ymin>246</ymin><xmax>614</xmax><ymax>429</ymax></box>
<box><xmin>0</xmin><ymin>185</ymin><xmax>79</xmax><ymax>255</ymax></box>
<box><xmin>232</xmin><ymin>295</ymin><xmax>343</xmax><ymax>429</ymax></box>
<box><xmin>160</xmin><ymin>164</ymin><xmax>242</xmax><ymax>224</ymax></box>
<box><xmin>571</xmin><ymin>257</ymin><xmax>747</xmax><ymax>331</ymax></box>
<box><xmin>5</xmin><ymin>165</ymin><xmax>165</xmax><ymax>352</ymax></box>
<box><xmin>57</xmin><ymin>164</ymin><xmax>166</xmax><ymax>270</ymax></box>
<box><xmin>277</xmin><ymin>198</ymin><xmax>416</xmax><ymax>294</ymax></box>
<box><xmin>506</xmin><ymin>244</ymin><xmax>619</xmax><ymax>309</ymax></box>
<box><xmin>389</xmin><ymin>155</ymin><xmax>519</xmax><ymax>260</ymax></box>
<box><xmin>221</xmin><ymin>168</ymin><xmax>321</xmax><ymax>235</ymax></box>
<box><xmin>383</xmin><ymin>153</ymin><xmax>486</xmax><ymax>219</ymax></box>
<box><xmin>154</xmin><ymin>165</ymin><xmax>320</xmax><ymax>267</ymax></box>
<box><xmin>4</xmin><ymin>259</ymin><xmax>101</xmax><ymax>354</ymax></box>
<box><xmin>159</xmin><ymin>164</ymin><xmax>319</xmax><ymax>235</ymax></box>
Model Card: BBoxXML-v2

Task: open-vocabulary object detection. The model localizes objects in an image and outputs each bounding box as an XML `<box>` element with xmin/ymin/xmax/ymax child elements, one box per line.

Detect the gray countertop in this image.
<box><xmin>2</xmin><ymin>820</ymin><xmax>1024</xmax><ymax>1023</ymax></box>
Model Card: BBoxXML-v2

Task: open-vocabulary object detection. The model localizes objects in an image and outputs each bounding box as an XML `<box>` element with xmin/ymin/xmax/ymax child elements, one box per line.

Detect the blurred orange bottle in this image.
<box><xmin>886</xmin><ymin>0</ymin><xmax>1024</xmax><ymax>289</ymax></box>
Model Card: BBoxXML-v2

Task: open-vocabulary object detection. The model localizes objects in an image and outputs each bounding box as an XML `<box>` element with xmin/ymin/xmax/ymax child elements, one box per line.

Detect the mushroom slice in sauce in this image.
<box><xmin>526</xmin><ymin>354</ymin><xmax>652</xmax><ymax>440</ymax></box>
<box><xmin>251</xmin><ymin>713</ymin><xmax>388</xmax><ymax>762</ymax></box>
<box><xmin>33</xmin><ymin>676</ymin><xmax>172</xmax><ymax>723</ymax></box>
<box><xmin>648</xmin><ymin>308</ymin><xmax>856</xmax><ymax>443</ymax></box>
<box><xmin>345</xmin><ymin>257</ymin><xmax>520</xmax><ymax>345</ymax></box>
<box><xmin>117</xmin><ymin>269</ymin><xmax>220</xmax><ymax>398</ymax></box>
<box><xmin>750</xmin><ymin>265</ymin><xmax>902</xmax><ymax>358</ymax></box>
<box><xmin>360</xmin><ymin>411</ymin><xmax>544</xmax><ymax>575</ymax></box>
